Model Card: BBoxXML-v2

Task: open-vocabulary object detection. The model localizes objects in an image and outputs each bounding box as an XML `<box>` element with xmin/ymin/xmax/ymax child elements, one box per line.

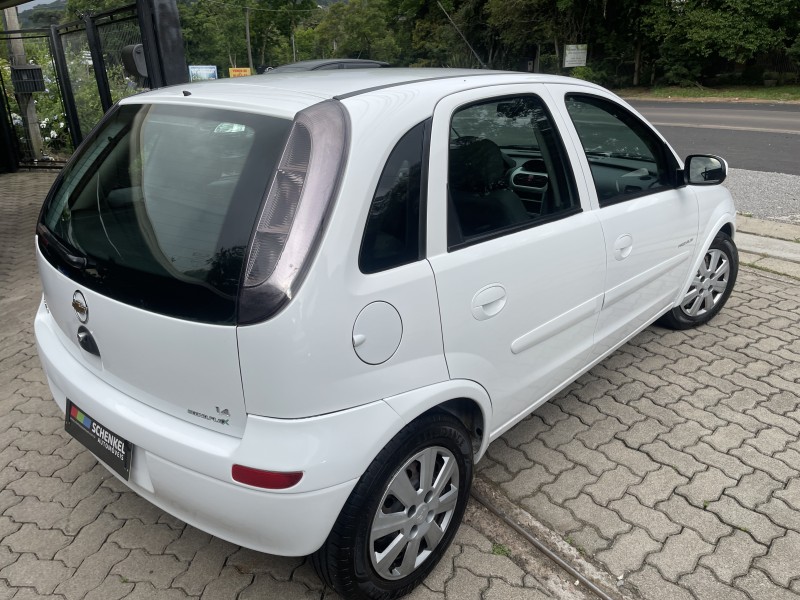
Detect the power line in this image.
<box><xmin>436</xmin><ymin>1</ymin><xmax>487</xmax><ymax>69</ymax></box>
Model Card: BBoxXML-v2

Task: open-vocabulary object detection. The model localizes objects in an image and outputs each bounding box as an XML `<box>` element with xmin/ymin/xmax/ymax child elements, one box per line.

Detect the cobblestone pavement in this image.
<box><xmin>479</xmin><ymin>271</ymin><xmax>800</xmax><ymax>599</ymax></box>
<box><xmin>4</xmin><ymin>171</ymin><xmax>800</xmax><ymax>600</ymax></box>
<box><xmin>0</xmin><ymin>172</ymin><xmax>595</xmax><ymax>600</ymax></box>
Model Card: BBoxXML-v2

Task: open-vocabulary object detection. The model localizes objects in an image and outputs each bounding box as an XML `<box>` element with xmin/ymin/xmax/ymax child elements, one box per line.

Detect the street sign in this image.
<box><xmin>229</xmin><ymin>68</ymin><xmax>252</xmax><ymax>78</ymax></box>
<box><xmin>564</xmin><ymin>44</ymin><xmax>588</xmax><ymax>68</ymax></box>
<box><xmin>189</xmin><ymin>65</ymin><xmax>218</xmax><ymax>81</ymax></box>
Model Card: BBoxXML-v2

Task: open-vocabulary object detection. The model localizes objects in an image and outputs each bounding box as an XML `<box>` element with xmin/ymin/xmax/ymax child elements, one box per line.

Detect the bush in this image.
<box><xmin>569</xmin><ymin>65</ymin><xmax>607</xmax><ymax>85</ymax></box>
<box><xmin>740</xmin><ymin>64</ymin><xmax>765</xmax><ymax>85</ymax></box>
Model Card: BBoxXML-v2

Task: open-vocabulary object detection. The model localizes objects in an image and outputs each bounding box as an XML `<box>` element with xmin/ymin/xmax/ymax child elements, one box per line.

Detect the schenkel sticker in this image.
<box><xmin>65</xmin><ymin>400</ymin><xmax>132</xmax><ymax>480</ymax></box>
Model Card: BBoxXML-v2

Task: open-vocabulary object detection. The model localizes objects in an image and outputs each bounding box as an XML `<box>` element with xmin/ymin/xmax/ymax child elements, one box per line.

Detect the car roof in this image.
<box><xmin>125</xmin><ymin>68</ymin><xmax>606</xmax><ymax>119</ymax></box>
<box><xmin>268</xmin><ymin>58</ymin><xmax>389</xmax><ymax>72</ymax></box>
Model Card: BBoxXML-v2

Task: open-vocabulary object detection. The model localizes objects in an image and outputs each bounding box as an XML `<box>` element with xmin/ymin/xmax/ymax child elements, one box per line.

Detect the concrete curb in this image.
<box><xmin>736</xmin><ymin>215</ymin><xmax>800</xmax><ymax>280</ymax></box>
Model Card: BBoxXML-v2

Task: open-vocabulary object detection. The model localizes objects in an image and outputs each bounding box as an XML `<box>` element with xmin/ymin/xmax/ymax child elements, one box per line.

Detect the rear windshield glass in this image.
<box><xmin>39</xmin><ymin>103</ymin><xmax>292</xmax><ymax>324</ymax></box>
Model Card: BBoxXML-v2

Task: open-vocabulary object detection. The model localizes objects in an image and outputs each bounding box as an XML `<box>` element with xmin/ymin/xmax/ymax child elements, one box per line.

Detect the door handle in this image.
<box><xmin>471</xmin><ymin>285</ymin><xmax>507</xmax><ymax>321</ymax></box>
<box><xmin>614</xmin><ymin>234</ymin><xmax>633</xmax><ymax>260</ymax></box>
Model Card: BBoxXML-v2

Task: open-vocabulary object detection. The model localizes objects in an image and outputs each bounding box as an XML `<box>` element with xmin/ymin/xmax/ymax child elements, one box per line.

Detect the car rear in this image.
<box><xmin>33</xmin><ymin>87</ymin><xmax>397</xmax><ymax>554</ymax></box>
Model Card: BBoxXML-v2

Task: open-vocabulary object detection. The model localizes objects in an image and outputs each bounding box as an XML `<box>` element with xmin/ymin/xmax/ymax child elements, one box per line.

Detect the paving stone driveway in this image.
<box><xmin>3</xmin><ymin>171</ymin><xmax>800</xmax><ymax>600</ymax></box>
<box><xmin>479</xmin><ymin>268</ymin><xmax>800</xmax><ymax>599</ymax></box>
<box><xmin>1</xmin><ymin>172</ymin><xmax>587</xmax><ymax>600</ymax></box>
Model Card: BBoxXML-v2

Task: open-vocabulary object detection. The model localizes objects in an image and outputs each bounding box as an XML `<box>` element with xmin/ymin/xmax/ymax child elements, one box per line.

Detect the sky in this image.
<box><xmin>16</xmin><ymin>0</ymin><xmax>62</xmax><ymax>11</ymax></box>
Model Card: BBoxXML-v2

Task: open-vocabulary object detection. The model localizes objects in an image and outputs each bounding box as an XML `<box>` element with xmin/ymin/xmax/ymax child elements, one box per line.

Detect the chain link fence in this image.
<box><xmin>96</xmin><ymin>9</ymin><xmax>147</xmax><ymax>104</ymax></box>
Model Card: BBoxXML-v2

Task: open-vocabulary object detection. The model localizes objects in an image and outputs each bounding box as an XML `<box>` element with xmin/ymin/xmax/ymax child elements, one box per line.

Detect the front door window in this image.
<box><xmin>565</xmin><ymin>94</ymin><xmax>676</xmax><ymax>206</ymax></box>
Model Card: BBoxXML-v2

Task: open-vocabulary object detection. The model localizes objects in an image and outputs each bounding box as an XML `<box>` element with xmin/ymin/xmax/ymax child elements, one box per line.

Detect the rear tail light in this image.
<box><xmin>231</xmin><ymin>465</ymin><xmax>303</xmax><ymax>489</ymax></box>
<box><xmin>238</xmin><ymin>100</ymin><xmax>350</xmax><ymax>324</ymax></box>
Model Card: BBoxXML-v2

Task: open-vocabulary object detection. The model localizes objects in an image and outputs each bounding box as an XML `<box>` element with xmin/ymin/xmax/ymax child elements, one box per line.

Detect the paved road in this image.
<box><xmin>628</xmin><ymin>101</ymin><xmax>800</xmax><ymax>176</ymax></box>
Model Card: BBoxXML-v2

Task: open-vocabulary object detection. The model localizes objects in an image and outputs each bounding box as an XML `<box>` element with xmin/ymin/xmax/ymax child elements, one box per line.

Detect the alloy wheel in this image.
<box><xmin>680</xmin><ymin>248</ymin><xmax>730</xmax><ymax>317</ymax></box>
<box><xmin>369</xmin><ymin>446</ymin><xmax>460</xmax><ymax>580</ymax></box>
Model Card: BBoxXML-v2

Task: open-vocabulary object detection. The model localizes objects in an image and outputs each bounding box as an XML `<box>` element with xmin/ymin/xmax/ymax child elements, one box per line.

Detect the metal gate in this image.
<box><xmin>2</xmin><ymin>0</ymin><xmax>186</xmax><ymax>171</ymax></box>
<box><xmin>0</xmin><ymin>26</ymin><xmax>64</xmax><ymax>166</ymax></box>
<box><xmin>55</xmin><ymin>5</ymin><xmax>147</xmax><ymax>146</ymax></box>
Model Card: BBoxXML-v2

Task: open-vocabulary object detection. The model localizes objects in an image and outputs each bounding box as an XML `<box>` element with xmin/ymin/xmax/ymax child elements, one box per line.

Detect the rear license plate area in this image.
<box><xmin>65</xmin><ymin>400</ymin><xmax>132</xmax><ymax>480</ymax></box>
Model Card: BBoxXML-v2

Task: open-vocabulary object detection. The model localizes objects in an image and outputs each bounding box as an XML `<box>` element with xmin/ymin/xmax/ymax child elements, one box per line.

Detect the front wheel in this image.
<box><xmin>312</xmin><ymin>412</ymin><xmax>473</xmax><ymax>600</ymax></box>
<box><xmin>658</xmin><ymin>231</ymin><xmax>738</xmax><ymax>330</ymax></box>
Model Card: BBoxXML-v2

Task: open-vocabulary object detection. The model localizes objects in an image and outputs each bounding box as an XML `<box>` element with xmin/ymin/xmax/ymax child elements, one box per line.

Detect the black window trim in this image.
<box><xmin>447</xmin><ymin>205</ymin><xmax>583</xmax><ymax>252</ymax></box>
<box><xmin>564</xmin><ymin>92</ymin><xmax>681</xmax><ymax>209</ymax></box>
<box><xmin>446</xmin><ymin>92</ymin><xmax>582</xmax><ymax>252</ymax></box>
<box><xmin>419</xmin><ymin>117</ymin><xmax>432</xmax><ymax>261</ymax></box>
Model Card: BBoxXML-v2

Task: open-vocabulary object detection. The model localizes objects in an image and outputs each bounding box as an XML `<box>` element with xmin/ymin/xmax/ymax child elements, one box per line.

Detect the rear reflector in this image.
<box><xmin>231</xmin><ymin>465</ymin><xmax>303</xmax><ymax>489</ymax></box>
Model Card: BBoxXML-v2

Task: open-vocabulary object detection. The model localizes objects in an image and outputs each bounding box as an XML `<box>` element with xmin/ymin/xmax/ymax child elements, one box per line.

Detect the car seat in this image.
<box><xmin>448</xmin><ymin>137</ymin><xmax>529</xmax><ymax>238</ymax></box>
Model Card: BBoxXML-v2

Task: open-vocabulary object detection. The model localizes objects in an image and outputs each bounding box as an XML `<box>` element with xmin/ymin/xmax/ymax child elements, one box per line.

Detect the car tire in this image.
<box><xmin>658</xmin><ymin>231</ymin><xmax>738</xmax><ymax>330</ymax></box>
<box><xmin>312</xmin><ymin>411</ymin><xmax>473</xmax><ymax>600</ymax></box>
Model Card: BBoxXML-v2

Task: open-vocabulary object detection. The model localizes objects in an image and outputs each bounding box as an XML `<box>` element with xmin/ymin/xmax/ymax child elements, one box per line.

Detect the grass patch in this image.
<box><xmin>491</xmin><ymin>542</ymin><xmax>512</xmax><ymax>557</ymax></box>
<box><xmin>615</xmin><ymin>85</ymin><xmax>800</xmax><ymax>102</ymax></box>
<box><xmin>564</xmin><ymin>536</ymin><xmax>586</xmax><ymax>556</ymax></box>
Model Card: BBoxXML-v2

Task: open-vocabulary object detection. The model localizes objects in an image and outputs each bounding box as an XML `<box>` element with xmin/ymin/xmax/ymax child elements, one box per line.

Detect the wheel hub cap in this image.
<box><xmin>369</xmin><ymin>446</ymin><xmax>460</xmax><ymax>580</ymax></box>
<box><xmin>679</xmin><ymin>248</ymin><xmax>730</xmax><ymax>318</ymax></box>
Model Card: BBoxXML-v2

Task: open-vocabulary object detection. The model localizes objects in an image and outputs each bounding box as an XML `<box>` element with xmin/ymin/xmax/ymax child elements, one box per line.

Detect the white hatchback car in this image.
<box><xmin>35</xmin><ymin>69</ymin><xmax>737</xmax><ymax>599</ymax></box>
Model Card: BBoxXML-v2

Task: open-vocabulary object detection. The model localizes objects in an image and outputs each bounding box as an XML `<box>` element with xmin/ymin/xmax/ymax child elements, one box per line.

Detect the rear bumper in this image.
<box><xmin>34</xmin><ymin>299</ymin><xmax>405</xmax><ymax>556</ymax></box>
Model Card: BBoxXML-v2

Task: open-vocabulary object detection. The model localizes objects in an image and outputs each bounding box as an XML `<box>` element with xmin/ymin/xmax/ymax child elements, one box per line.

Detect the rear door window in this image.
<box><xmin>39</xmin><ymin>103</ymin><xmax>292</xmax><ymax>324</ymax></box>
<box><xmin>447</xmin><ymin>95</ymin><xmax>580</xmax><ymax>249</ymax></box>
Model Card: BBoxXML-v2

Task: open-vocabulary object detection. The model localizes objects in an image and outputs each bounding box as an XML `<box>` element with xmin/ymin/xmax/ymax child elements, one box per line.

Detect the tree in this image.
<box><xmin>64</xmin><ymin>0</ymin><xmax>128</xmax><ymax>20</ymax></box>
<box><xmin>179</xmin><ymin>0</ymin><xmax>318</xmax><ymax>72</ymax></box>
<box><xmin>313</xmin><ymin>0</ymin><xmax>400</xmax><ymax>62</ymax></box>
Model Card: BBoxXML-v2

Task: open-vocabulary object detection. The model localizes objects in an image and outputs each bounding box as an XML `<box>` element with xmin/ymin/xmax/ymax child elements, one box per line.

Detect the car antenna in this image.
<box><xmin>436</xmin><ymin>1</ymin><xmax>488</xmax><ymax>69</ymax></box>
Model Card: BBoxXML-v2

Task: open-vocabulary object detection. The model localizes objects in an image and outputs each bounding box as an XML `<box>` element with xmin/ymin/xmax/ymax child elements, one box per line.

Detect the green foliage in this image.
<box><xmin>179</xmin><ymin>0</ymin><xmax>319</xmax><ymax>72</ymax></box>
<box><xmin>1</xmin><ymin>40</ymin><xmax>74</xmax><ymax>159</ymax></box>
<box><xmin>569</xmin><ymin>65</ymin><xmax>605</xmax><ymax>85</ymax></box>
<box><xmin>17</xmin><ymin>1</ymin><xmax>67</xmax><ymax>28</ymax></box>
<box><xmin>64</xmin><ymin>0</ymin><xmax>129</xmax><ymax>21</ymax></box>
<box><xmin>618</xmin><ymin>84</ymin><xmax>800</xmax><ymax>101</ymax></box>
<box><xmin>174</xmin><ymin>0</ymin><xmax>800</xmax><ymax>86</ymax></box>
<box><xmin>491</xmin><ymin>543</ymin><xmax>511</xmax><ymax>557</ymax></box>
<box><xmin>5</xmin><ymin>0</ymin><xmax>800</xmax><ymax>125</ymax></box>
<box><xmin>313</xmin><ymin>0</ymin><xmax>400</xmax><ymax>61</ymax></box>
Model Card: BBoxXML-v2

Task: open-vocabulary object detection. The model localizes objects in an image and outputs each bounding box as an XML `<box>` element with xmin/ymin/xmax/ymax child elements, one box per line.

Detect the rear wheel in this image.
<box><xmin>312</xmin><ymin>412</ymin><xmax>473</xmax><ymax>600</ymax></box>
<box><xmin>658</xmin><ymin>231</ymin><xmax>738</xmax><ymax>330</ymax></box>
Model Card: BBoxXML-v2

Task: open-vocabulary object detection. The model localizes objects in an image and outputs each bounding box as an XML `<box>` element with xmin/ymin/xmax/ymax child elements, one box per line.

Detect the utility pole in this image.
<box><xmin>245</xmin><ymin>6</ymin><xmax>253</xmax><ymax>71</ymax></box>
<box><xmin>3</xmin><ymin>7</ymin><xmax>43</xmax><ymax>161</ymax></box>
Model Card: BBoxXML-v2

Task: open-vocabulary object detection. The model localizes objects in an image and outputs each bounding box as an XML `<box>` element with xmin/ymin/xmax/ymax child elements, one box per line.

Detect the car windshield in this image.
<box><xmin>39</xmin><ymin>103</ymin><xmax>292</xmax><ymax>324</ymax></box>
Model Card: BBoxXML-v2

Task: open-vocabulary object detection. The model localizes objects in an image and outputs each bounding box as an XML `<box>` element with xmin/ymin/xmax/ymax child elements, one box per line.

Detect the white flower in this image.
<box><xmin>59</xmin><ymin>122</ymin><xmax>65</xmax><ymax>129</ymax></box>
<box><xmin>50</xmin><ymin>130</ymin><xmax>57</xmax><ymax>139</ymax></box>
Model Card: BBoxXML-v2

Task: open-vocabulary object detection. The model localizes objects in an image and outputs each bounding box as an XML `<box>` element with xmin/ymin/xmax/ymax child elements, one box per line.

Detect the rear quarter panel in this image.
<box><xmin>237</xmin><ymin>89</ymin><xmax>450</xmax><ymax>419</ymax></box>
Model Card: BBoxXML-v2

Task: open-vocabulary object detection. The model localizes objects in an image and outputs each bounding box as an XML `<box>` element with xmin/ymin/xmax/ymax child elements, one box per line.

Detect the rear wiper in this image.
<box><xmin>37</xmin><ymin>223</ymin><xmax>94</xmax><ymax>270</ymax></box>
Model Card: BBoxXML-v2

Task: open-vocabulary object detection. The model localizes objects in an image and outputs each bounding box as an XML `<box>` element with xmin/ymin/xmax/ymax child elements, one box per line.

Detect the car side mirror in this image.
<box><xmin>684</xmin><ymin>154</ymin><xmax>727</xmax><ymax>186</ymax></box>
